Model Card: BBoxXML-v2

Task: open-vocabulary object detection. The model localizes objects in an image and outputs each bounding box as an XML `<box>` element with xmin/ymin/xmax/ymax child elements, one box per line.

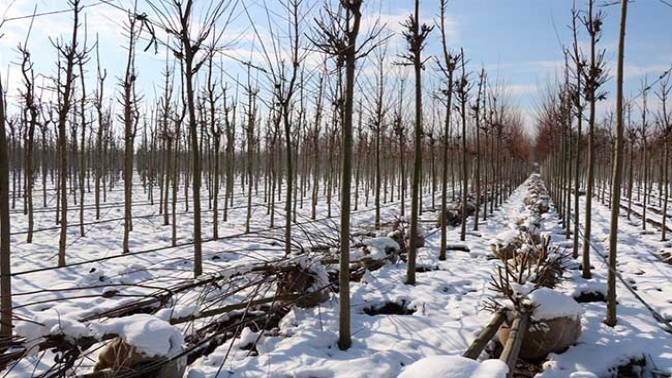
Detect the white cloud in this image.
<box><xmin>623</xmin><ymin>63</ymin><xmax>670</xmax><ymax>79</ymax></box>
<box><xmin>503</xmin><ymin>83</ymin><xmax>538</xmax><ymax>96</ymax></box>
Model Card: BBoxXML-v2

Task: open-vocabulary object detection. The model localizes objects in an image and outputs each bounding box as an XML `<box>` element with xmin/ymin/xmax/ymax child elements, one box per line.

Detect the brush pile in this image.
<box><xmin>437</xmin><ymin>195</ymin><xmax>478</xmax><ymax>227</ymax></box>
<box><xmin>2</xmin><ymin>254</ymin><xmax>332</xmax><ymax>377</ymax></box>
<box><xmin>351</xmin><ymin>219</ymin><xmax>424</xmax><ymax>270</ymax></box>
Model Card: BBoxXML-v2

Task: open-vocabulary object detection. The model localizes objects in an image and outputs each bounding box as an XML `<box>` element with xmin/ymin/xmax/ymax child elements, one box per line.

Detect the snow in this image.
<box><xmin>185</xmin><ymin>180</ymin><xmax>540</xmax><ymax>377</ymax></box>
<box><xmin>492</xmin><ymin>229</ymin><xmax>520</xmax><ymax>245</ymax></box>
<box><xmin>490</xmin><ymin>229</ymin><xmax>520</xmax><ymax>249</ymax></box>
<box><xmin>525</xmin><ymin>287</ymin><xmax>584</xmax><ymax>321</ymax></box>
<box><xmin>92</xmin><ymin>314</ymin><xmax>183</xmax><ymax>358</ymax></box>
<box><xmin>6</xmin><ymin>172</ymin><xmax>672</xmax><ymax>377</ymax></box>
<box><xmin>349</xmin><ymin>248</ymin><xmax>366</xmax><ymax>261</ymax></box>
<box><xmin>305</xmin><ymin>260</ymin><xmax>330</xmax><ymax>293</ymax></box>
<box><xmin>531</xmin><ymin>182</ymin><xmax>672</xmax><ymax>377</ymax></box>
<box><xmin>510</xmin><ymin>282</ymin><xmax>537</xmax><ymax>297</ymax></box>
<box><xmin>14</xmin><ymin>309</ymin><xmax>91</xmax><ymax>352</ymax></box>
<box><xmin>363</xmin><ymin>237</ymin><xmax>400</xmax><ymax>253</ymax></box>
<box><xmin>398</xmin><ymin>355</ymin><xmax>508</xmax><ymax>378</ymax></box>
<box><xmin>569</xmin><ymin>280</ymin><xmax>607</xmax><ymax>298</ymax></box>
<box><xmin>155</xmin><ymin>304</ymin><xmax>201</xmax><ymax>322</ymax></box>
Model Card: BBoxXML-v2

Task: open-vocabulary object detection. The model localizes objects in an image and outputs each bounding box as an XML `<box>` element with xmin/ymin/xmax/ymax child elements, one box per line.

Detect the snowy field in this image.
<box><xmin>4</xmin><ymin>174</ymin><xmax>672</xmax><ymax>377</ymax></box>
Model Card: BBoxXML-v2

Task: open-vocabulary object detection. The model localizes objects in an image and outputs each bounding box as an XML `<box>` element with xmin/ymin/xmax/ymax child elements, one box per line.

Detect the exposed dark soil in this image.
<box><xmin>574</xmin><ymin>291</ymin><xmax>606</xmax><ymax>303</ymax></box>
<box><xmin>363</xmin><ymin>301</ymin><xmax>416</xmax><ymax>316</ymax></box>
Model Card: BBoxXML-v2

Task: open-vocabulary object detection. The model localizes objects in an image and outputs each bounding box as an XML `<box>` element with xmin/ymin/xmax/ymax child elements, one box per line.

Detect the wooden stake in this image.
<box><xmin>463</xmin><ymin>308</ymin><xmax>508</xmax><ymax>360</ymax></box>
<box><xmin>499</xmin><ymin>312</ymin><xmax>530</xmax><ymax>377</ymax></box>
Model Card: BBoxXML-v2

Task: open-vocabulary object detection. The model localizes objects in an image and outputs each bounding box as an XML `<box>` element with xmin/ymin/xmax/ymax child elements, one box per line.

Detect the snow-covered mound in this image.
<box><xmin>363</xmin><ymin>236</ymin><xmax>400</xmax><ymax>259</ymax></box>
<box><xmin>490</xmin><ymin>229</ymin><xmax>521</xmax><ymax>259</ymax></box>
<box><xmin>498</xmin><ymin>290</ymin><xmax>583</xmax><ymax>361</ymax></box>
<box><xmin>526</xmin><ymin>287</ymin><xmax>583</xmax><ymax>321</ymax></box>
<box><xmin>93</xmin><ymin>314</ymin><xmax>183</xmax><ymax>358</ymax></box>
<box><xmin>14</xmin><ymin>310</ymin><xmax>90</xmax><ymax>352</ymax></box>
<box><xmin>398</xmin><ymin>355</ymin><xmax>508</xmax><ymax>378</ymax></box>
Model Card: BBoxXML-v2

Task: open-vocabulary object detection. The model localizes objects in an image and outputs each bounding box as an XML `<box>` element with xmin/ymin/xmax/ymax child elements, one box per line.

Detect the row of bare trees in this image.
<box><xmin>538</xmin><ymin>0</ymin><xmax>670</xmax><ymax>328</ymax></box>
<box><xmin>539</xmin><ymin>3</ymin><xmax>670</xmax><ymax>244</ymax></box>
<box><xmin>0</xmin><ymin>0</ymin><xmax>532</xmax><ymax>343</ymax></box>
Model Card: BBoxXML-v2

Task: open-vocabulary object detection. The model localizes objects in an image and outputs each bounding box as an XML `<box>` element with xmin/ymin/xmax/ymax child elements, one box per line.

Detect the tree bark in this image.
<box><xmin>406</xmin><ymin>0</ymin><xmax>427</xmax><ymax>285</ymax></box>
<box><xmin>605</xmin><ymin>0</ymin><xmax>628</xmax><ymax>327</ymax></box>
<box><xmin>0</xmin><ymin>68</ymin><xmax>13</xmax><ymax>336</ymax></box>
<box><xmin>57</xmin><ymin>0</ymin><xmax>81</xmax><ymax>267</ymax></box>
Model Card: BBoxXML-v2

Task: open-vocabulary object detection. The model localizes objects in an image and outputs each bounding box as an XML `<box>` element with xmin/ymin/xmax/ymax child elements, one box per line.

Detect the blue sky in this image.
<box><xmin>0</xmin><ymin>0</ymin><xmax>670</xmax><ymax>133</ymax></box>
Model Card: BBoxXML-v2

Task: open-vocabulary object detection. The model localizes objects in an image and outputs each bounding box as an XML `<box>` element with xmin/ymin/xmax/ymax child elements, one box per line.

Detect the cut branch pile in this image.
<box><xmin>1</xmin><ymin>253</ymin><xmax>332</xmax><ymax>377</ymax></box>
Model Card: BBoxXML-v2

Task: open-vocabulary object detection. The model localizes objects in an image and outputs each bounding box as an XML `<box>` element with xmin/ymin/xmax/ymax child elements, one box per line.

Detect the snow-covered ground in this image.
<box><xmin>6</xmin><ymin>176</ymin><xmax>485</xmax><ymax>376</ymax></box>
<box><xmin>5</xmin><ymin>175</ymin><xmax>672</xmax><ymax>377</ymax></box>
<box><xmin>538</xmin><ymin>189</ymin><xmax>672</xmax><ymax>378</ymax></box>
<box><xmin>186</xmin><ymin>181</ymin><xmax>530</xmax><ymax>377</ymax></box>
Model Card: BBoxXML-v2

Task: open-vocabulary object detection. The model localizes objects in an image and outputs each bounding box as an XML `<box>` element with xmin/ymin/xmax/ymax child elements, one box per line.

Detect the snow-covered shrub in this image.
<box><xmin>523</xmin><ymin>175</ymin><xmax>551</xmax><ymax>214</ymax></box>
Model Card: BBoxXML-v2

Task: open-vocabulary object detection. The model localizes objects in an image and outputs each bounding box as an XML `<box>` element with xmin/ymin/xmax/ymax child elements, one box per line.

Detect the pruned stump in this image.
<box><xmin>490</xmin><ymin>230</ymin><xmax>522</xmax><ymax>260</ymax></box>
<box><xmin>296</xmin><ymin>289</ymin><xmax>330</xmax><ymax>308</ymax></box>
<box><xmin>437</xmin><ymin>208</ymin><xmax>461</xmax><ymax>227</ymax></box>
<box><xmin>436</xmin><ymin>196</ymin><xmax>476</xmax><ymax>228</ymax></box>
<box><xmin>277</xmin><ymin>266</ymin><xmax>329</xmax><ymax>308</ymax></box>
<box><xmin>358</xmin><ymin>257</ymin><xmax>386</xmax><ymax>272</ymax></box>
<box><xmin>93</xmin><ymin>337</ymin><xmax>185</xmax><ymax>378</ymax></box>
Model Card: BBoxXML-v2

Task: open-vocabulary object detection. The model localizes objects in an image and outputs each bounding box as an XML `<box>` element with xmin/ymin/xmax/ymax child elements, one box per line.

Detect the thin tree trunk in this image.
<box><xmin>0</xmin><ymin>67</ymin><xmax>13</xmax><ymax>336</ymax></box>
<box><xmin>78</xmin><ymin>56</ymin><xmax>87</xmax><ymax>238</ymax></box>
<box><xmin>406</xmin><ymin>0</ymin><xmax>428</xmax><ymax>285</ymax></box>
<box><xmin>57</xmin><ymin>1</ymin><xmax>81</xmax><ymax>267</ymax></box>
<box><xmin>459</xmin><ymin>51</ymin><xmax>469</xmax><ymax>242</ymax></box>
<box><xmin>179</xmin><ymin>0</ymin><xmax>203</xmax><ymax>277</ymax></box>
<box><xmin>122</xmin><ymin>15</ymin><xmax>138</xmax><ymax>254</ymax></box>
<box><xmin>605</xmin><ymin>0</ymin><xmax>628</xmax><ymax>327</ymax></box>
<box><xmin>582</xmin><ymin>0</ymin><xmax>598</xmax><ymax>279</ymax></box>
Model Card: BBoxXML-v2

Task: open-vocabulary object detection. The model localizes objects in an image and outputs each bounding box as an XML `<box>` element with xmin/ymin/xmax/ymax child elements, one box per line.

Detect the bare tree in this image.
<box><xmin>0</xmin><ymin>38</ymin><xmax>12</xmax><ymax>337</ymax></box>
<box><xmin>569</xmin><ymin>5</ymin><xmax>586</xmax><ymax>259</ymax></box>
<box><xmin>580</xmin><ymin>0</ymin><xmax>608</xmax><ymax>279</ymax></box>
<box><xmin>392</xmin><ymin>76</ymin><xmax>407</xmax><ymax>217</ymax></box>
<box><xmin>400</xmin><ymin>0</ymin><xmax>433</xmax><ymax>285</ymax></box>
<box><xmin>638</xmin><ymin>79</ymin><xmax>650</xmax><ymax>232</ymax></box>
<box><xmin>206</xmin><ymin>57</ymin><xmax>223</xmax><ymax>239</ymax></box>
<box><xmin>223</xmin><ymin>84</ymin><xmax>236</xmax><ymax>223</ymax></box>
<box><xmin>244</xmin><ymin>0</ymin><xmax>305</xmax><ymax>255</ymax></box>
<box><xmin>368</xmin><ymin>50</ymin><xmax>388</xmax><ymax>229</ymax></box>
<box><xmin>54</xmin><ymin>0</ymin><xmax>84</xmax><ymax>267</ymax></box>
<box><xmin>159</xmin><ymin>55</ymin><xmax>175</xmax><ymax>227</ymax></box>
<box><xmin>312</xmin><ymin>0</ymin><xmax>380</xmax><ymax>350</ymax></box>
<box><xmin>657</xmin><ymin>77</ymin><xmax>671</xmax><ymax>242</ymax></box>
<box><xmin>310</xmin><ymin>69</ymin><xmax>325</xmax><ymax>221</ymax></box>
<box><xmin>436</xmin><ymin>0</ymin><xmax>458</xmax><ymax>260</ymax></box>
<box><xmin>121</xmin><ymin>11</ymin><xmax>140</xmax><ymax>253</ymax></box>
<box><xmin>473</xmin><ymin>68</ymin><xmax>485</xmax><ymax>231</ymax></box>
<box><xmin>605</xmin><ymin>0</ymin><xmax>629</xmax><ymax>327</ymax></box>
<box><xmin>93</xmin><ymin>36</ymin><xmax>107</xmax><ymax>221</ymax></box>
<box><xmin>77</xmin><ymin>30</ymin><xmax>89</xmax><ymax>238</ymax></box>
<box><xmin>148</xmin><ymin>0</ymin><xmax>236</xmax><ymax>276</ymax></box>
<box><xmin>18</xmin><ymin>16</ymin><xmax>38</xmax><ymax>243</ymax></box>
<box><xmin>455</xmin><ymin>50</ymin><xmax>472</xmax><ymax>242</ymax></box>
<box><xmin>244</xmin><ymin>72</ymin><xmax>258</xmax><ymax>235</ymax></box>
